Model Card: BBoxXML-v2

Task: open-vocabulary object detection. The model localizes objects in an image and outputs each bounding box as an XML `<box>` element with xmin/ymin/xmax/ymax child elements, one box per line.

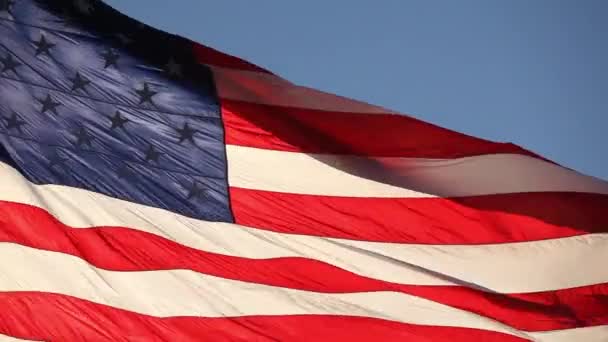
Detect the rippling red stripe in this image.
<box><xmin>231</xmin><ymin>188</ymin><xmax>608</xmax><ymax>244</ymax></box>
<box><xmin>0</xmin><ymin>292</ymin><xmax>529</xmax><ymax>342</ymax></box>
<box><xmin>221</xmin><ymin>99</ymin><xmax>543</xmax><ymax>159</ymax></box>
<box><xmin>1</xmin><ymin>200</ymin><xmax>607</xmax><ymax>331</ymax></box>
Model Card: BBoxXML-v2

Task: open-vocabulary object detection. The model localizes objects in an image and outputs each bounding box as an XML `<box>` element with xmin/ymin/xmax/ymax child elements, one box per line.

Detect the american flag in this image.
<box><xmin>0</xmin><ymin>0</ymin><xmax>607</xmax><ymax>341</ymax></box>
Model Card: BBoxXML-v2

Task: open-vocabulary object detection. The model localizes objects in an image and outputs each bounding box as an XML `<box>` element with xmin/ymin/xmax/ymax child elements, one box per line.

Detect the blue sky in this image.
<box><xmin>105</xmin><ymin>0</ymin><xmax>607</xmax><ymax>180</ymax></box>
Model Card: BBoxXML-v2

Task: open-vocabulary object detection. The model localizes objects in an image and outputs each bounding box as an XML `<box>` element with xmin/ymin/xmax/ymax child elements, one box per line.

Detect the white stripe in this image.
<box><xmin>212</xmin><ymin>66</ymin><xmax>398</xmax><ymax>114</ymax></box>
<box><xmin>226</xmin><ymin>145</ymin><xmax>608</xmax><ymax>197</ymax></box>
<box><xmin>1</xmin><ymin>243</ymin><xmax>605</xmax><ymax>341</ymax></box>
<box><xmin>0</xmin><ymin>162</ymin><xmax>606</xmax><ymax>293</ymax></box>
<box><xmin>345</xmin><ymin>233</ymin><xmax>608</xmax><ymax>292</ymax></box>
<box><xmin>0</xmin><ymin>243</ymin><xmax>532</xmax><ymax>339</ymax></box>
<box><xmin>530</xmin><ymin>325</ymin><xmax>608</xmax><ymax>342</ymax></box>
<box><xmin>0</xmin><ymin>335</ymin><xmax>35</xmax><ymax>342</ymax></box>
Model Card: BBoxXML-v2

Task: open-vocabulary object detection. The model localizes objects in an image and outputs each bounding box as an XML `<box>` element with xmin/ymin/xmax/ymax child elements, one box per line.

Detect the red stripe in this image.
<box><xmin>231</xmin><ymin>188</ymin><xmax>608</xmax><ymax>244</ymax></box>
<box><xmin>1</xmin><ymin>200</ymin><xmax>607</xmax><ymax>332</ymax></box>
<box><xmin>193</xmin><ymin>43</ymin><xmax>273</xmax><ymax>74</ymax></box>
<box><xmin>0</xmin><ymin>292</ymin><xmax>528</xmax><ymax>342</ymax></box>
<box><xmin>221</xmin><ymin>99</ymin><xmax>543</xmax><ymax>159</ymax></box>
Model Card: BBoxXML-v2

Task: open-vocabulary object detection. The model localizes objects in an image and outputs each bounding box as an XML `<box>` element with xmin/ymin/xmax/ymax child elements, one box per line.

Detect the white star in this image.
<box><xmin>165</xmin><ymin>58</ymin><xmax>183</xmax><ymax>78</ymax></box>
<box><xmin>74</xmin><ymin>0</ymin><xmax>94</xmax><ymax>15</ymax></box>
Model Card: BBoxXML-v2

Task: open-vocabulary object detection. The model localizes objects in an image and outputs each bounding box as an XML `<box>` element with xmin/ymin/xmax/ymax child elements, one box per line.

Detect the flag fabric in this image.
<box><xmin>0</xmin><ymin>1</ymin><xmax>607</xmax><ymax>341</ymax></box>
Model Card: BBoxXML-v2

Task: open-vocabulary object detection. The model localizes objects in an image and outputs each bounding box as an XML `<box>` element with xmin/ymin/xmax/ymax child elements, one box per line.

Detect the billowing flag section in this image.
<box><xmin>0</xmin><ymin>0</ymin><xmax>607</xmax><ymax>341</ymax></box>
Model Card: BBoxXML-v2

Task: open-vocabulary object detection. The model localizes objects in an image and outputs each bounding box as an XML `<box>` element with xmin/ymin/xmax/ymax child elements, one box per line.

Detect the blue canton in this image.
<box><xmin>0</xmin><ymin>0</ymin><xmax>233</xmax><ymax>222</ymax></box>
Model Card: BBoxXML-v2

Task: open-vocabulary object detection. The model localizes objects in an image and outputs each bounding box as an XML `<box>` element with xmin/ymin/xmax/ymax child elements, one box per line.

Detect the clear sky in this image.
<box><xmin>105</xmin><ymin>0</ymin><xmax>607</xmax><ymax>180</ymax></box>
